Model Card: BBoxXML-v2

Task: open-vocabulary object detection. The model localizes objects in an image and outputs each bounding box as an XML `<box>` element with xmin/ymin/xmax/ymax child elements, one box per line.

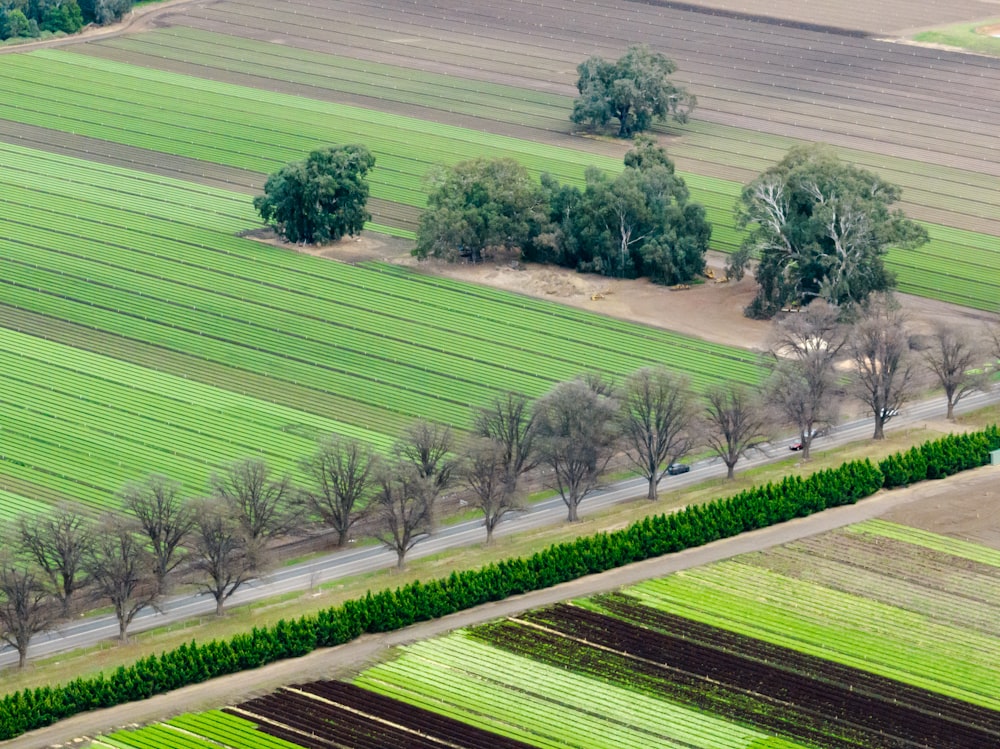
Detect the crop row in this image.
<box><xmin>766</xmin><ymin>530</ymin><xmax>1000</xmax><ymax>612</ymax></box>
<box><xmin>851</xmin><ymin>519</ymin><xmax>1000</xmax><ymax>568</ymax></box>
<box><xmin>355</xmin><ymin>634</ymin><xmax>800</xmax><ymax>749</ymax></box>
<box><xmin>1</xmin><ymin>142</ymin><xmax>762</xmax><ymax>384</ymax></box>
<box><xmin>94</xmin><ymin>710</ymin><xmax>301</xmax><ymax>749</ymax></box>
<box><xmin>0</xmin><ymin>329</ymin><xmax>385</xmax><ymax>506</ymax></box>
<box><xmin>499</xmin><ymin>601</ymin><xmax>999</xmax><ymax>748</ymax></box>
<box><xmin>628</xmin><ymin>561</ymin><xmax>1000</xmax><ymax>710</ymax></box>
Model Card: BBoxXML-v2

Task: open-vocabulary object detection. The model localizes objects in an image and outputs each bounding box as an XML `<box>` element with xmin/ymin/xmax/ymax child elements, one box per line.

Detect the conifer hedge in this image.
<box><xmin>1</xmin><ymin>426</ymin><xmax>997</xmax><ymax>740</ymax></box>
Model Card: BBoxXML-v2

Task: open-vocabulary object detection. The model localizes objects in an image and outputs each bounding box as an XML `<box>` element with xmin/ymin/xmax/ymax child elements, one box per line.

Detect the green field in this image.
<box><xmin>1</xmin><ymin>39</ymin><xmax>998</xmax><ymax>309</ymax></box>
<box><xmin>0</xmin><ymin>139</ymin><xmax>764</xmax><ymax>514</ymax></box>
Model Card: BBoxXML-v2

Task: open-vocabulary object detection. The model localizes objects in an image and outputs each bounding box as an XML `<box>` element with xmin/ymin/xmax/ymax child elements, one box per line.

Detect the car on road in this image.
<box><xmin>879</xmin><ymin>408</ymin><xmax>900</xmax><ymax>419</ymax></box>
<box><xmin>789</xmin><ymin>428</ymin><xmax>824</xmax><ymax>451</ymax></box>
<box><xmin>667</xmin><ymin>462</ymin><xmax>690</xmax><ymax>475</ymax></box>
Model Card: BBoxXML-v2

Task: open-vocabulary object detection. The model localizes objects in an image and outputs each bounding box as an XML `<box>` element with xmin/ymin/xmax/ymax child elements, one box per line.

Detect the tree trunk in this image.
<box><xmin>216</xmin><ymin>596</ymin><xmax>225</xmax><ymax>616</ymax></box>
<box><xmin>947</xmin><ymin>398</ymin><xmax>955</xmax><ymax>420</ymax></box>
<box><xmin>17</xmin><ymin>644</ymin><xmax>27</xmax><ymax>669</ymax></box>
<box><xmin>118</xmin><ymin>618</ymin><xmax>129</xmax><ymax>644</ymax></box>
<box><xmin>802</xmin><ymin>442</ymin><xmax>811</xmax><ymax>461</ymax></box>
<box><xmin>566</xmin><ymin>500</ymin><xmax>579</xmax><ymax>522</ymax></box>
<box><xmin>485</xmin><ymin>521</ymin><xmax>495</xmax><ymax>546</ymax></box>
<box><xmin>396</xmin><ymin>548</ymin><xmax>406</xmax><ymax>570</ymax></box>
<box><xmin>726</xmin><ymin>462</ymin><xmax>736</xmax><ymax>480</ymax></box>
<box><xmin>647</xmin><ymin>476</ymin><xmax>657</xmax><ymax>500</ymax></box>
<box><xmin>873</xmin><ymin>418</ymin><xmax>885</xmax><ymax>440</ymax></box>
<box><xmin>337</xmin><ymin>527</ymin><xmax>348</xmax><ymax>547</ymax></box>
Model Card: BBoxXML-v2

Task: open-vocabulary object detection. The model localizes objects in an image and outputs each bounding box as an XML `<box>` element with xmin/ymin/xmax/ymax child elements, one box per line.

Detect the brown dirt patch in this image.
<box><xmin>396</xmin><ymin>251</ymin><xmax>771</xmax><ymax>350</ymax></box>
<box><xmin>882</xmin><ymin>465</ymin><xmax>1000</xmax><ymax>549</ymax></box>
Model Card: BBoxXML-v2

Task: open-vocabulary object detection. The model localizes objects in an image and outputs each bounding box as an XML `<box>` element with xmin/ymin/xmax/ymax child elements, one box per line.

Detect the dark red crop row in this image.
<box><xmin>502</xmin><ymin>600</ymin><xmax>1000</xmax><ymax>749</ymax></box>
<box><xmin>226</xmin><ymin>681</ymin><xmax>535</xmax><ymax>749</ymax></box>
<box><xmin>595</xmin><ymin>593</ymin><xmax>1000</xmax><ymax>733</ymax></box>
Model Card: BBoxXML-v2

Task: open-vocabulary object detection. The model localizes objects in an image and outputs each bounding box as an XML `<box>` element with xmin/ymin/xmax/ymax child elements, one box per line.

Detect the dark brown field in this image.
<box><xmin>228</xmin><ymin>681</ymin><xmax>537</xmax><ymax>749</ymax></box>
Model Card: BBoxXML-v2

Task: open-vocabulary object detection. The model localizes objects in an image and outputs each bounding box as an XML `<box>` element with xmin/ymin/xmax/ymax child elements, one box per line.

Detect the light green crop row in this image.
<box><xmin>627</xmin><ymin>561</ymin><xmax>1000</xmax><ymax>710</ymax></box>
<box><xmin>96</xmin><ymin>710</ymin><xmax>298</xmax><ymax>749</ymax></box>
<box><xmin>850</xmin><ymin>520</ymin><xmax>1000</xmax><ymax>569</ymax></box>
<box><xmin>356</xmin><ymin>634</ymin><xmax>793</xmax><ymax>749</ymax></box>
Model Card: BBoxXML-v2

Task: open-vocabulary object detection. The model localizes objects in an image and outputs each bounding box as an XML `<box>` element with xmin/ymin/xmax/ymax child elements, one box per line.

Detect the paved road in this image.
<box><xmin>2</xmin><ymin>388</ymin><xmax>998</xmax><ymax>668</ymax></box>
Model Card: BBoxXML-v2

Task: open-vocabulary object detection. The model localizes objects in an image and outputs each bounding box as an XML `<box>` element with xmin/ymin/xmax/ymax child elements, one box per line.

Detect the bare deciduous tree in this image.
<box><xmin>702</xmin><ymin>383</ymin><xmax>770</xmax><ymax>479</ymax></box>
<box><xmin>850</xmin><ymin>295</ymin><xmax>915</xmax><ymax>439</ymax></box>
<box><xmin>535</xmin><ymin>378</ymin><xmax>620</xmax><ymax>521</ymax></box>
<box><xmin>766</xmin><ymin>302</ymin><xmax>847</xmax><ymax>459</ymax></box>
<box><xmin>395</xmin><ymin>420</ymin><xmax>456</xmax><ymax>497</ymax></box>
<box><xmin>121</xmin><ymin>474</ymin><xmax>193</xmax><ymax>590</ymax></box>
<box><xmin>84</xmin><ymin>515</ymin><xmax>159</xmax><ymax>642</ymax></box>
<box><xmin>0</xmin><ymin>557</ymin><xmax>58</xmax><ymax>668</ymax></box>
<box><xmin>472</xmin><ymin>392</ymin><xmax>537</xmax><ymax>496</ymax></box>
<box><xmin>187</xmin><ymin>498</ymin><xmax>254</xmax><ymax>616</ymax></box>
<box><xmin>371</xmin><ymin>463</ymin><xmax>434</xmax><ymax>569</ymax></box>
<box><xmin>17</xmin><ymin>504</ymin><xmax>94</xmax><ymax>616</ymax></box>
<box><xmin>923</xmin><ymin>323</ymin><xmax>991</xmax><ymax>420</ymax></box>
<box><xmin>299</xmin><ymin>436</ymin><xmax>378</xmax><ymax>547</ymax></box>
<box><xmin>211</xmin><ymin>458</ymin><xmax>296</xmax><ymax>569</ymax></box>
<box><xmin>461</xmin><ymin>439</ymin><xmax>521</xmax><ymax>544</ymax></box>
<box><xmin>620</xmin><ymin>367</ymin><xmax>694</xmax><ymax>499</ymax></box>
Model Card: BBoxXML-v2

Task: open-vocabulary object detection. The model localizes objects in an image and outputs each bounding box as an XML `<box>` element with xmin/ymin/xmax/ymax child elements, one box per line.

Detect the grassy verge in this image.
<box><xmin>912</xmin><ymin>20</ymin><xmax>1000</xmax><ymax>56</ymax></box>
<box><xmin>0</xmin><ymin>414</ymin><xmax>992</xmax><ymax>695</ymax></box>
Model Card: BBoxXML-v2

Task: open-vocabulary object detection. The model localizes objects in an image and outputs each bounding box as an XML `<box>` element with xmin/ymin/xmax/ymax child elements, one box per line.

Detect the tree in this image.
<box><xmin>472</xmin><ymin>392</ymin><xmax>538</xmax><ymax>496</ymax></box>
<box><xmin>735</xmin><ymin>145</ymin><xmax>928</xmax><ymax>319</ymax></box>
<box><xmin>922</xmin><ymin>323</ymin><xmax>990</xmax><ymax>420</ymax></box>
<box><xmin>253</xmin><ymin>144</ymin><xmax>374</xmax><ymax>245</ymax></box>
<box><xmin>121</xmin><ymin>474</ymin><xmax>194</xmax><ymax>590</ymax></box>
<box><xmin>187</xmin><ymin>498</ymin><xmax>254</xmax><ymax>616</ymax></box>
<box><xmin>461</xmin><ymin>439</ymin><xmax>521</xmax><ymax>544</ymax></box>
<box><xmin>371</xmin><ymin>462</ymin><xmax>434</xmax><ymax>569</ymax></box>
<box><xmin>849</xmin><ymin>295</ymin><xmax>915</xmax><ymax>439</ymax></box>
<box><xmin>211</xmin><ymin>458</ymin><xmax>296</xmax><ymax>570</ymax></box>
<box><xmin>0</xmin><ymin>558</ymin><xmax>57</xmax><ymax>669</ymax></box>
<box><xmin>765</xmin><ymin>302</ymin><xmax>847</xmax><ymax>459</ymax></box>
<box><xmin>394</xmin><ymin>419</ymin><xmax>456</xmax><ymax>517</ymax></box>
<box><xmin>571</xmin><ymin>44</ymin><xmax>696</xmax><ymax>137</ymax></box>
<box><xmin>84</xmin><ymin>515</ymin><xmax>159</xmax><ymax>643</ymax></box>
<box><xmin>17</xmin><ymin>505</ymin><xmax>93</xmax><ymax>616</ymax></box>
<box><xmin>546</xmin><ymin>139</ymin><xmax>710</xmax><ymax>284</ymax></box>
<box><xmin>620</xmin><ymin>366</ymin><xmax>695</xmax><ymax>499</ymax></box>
<box><xmin>702</xmin><ymin>383</ymin><xmax>770</xmax><ymax>479</ymax></box>
<box><xmin>299</xmin><ymin>436</ymin><xmax>378</xmax><ymax>547</ymax></box>
<box><xmin>413</xmin><ymin>157</ymin><xmax>547</xmax><ymax>263</ymax></box>
<box><xmin>534</xmin><ymin>378</ymin><xmax>620</xmax><ymax>521</ymax></box>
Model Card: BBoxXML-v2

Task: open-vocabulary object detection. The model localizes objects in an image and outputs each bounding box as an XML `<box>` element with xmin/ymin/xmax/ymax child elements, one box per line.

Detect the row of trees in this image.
<box><xmin>0</xmin><ymin>0</ymin><xmax>129</xmax><ymax>41</ymax></box>
<box><xmin>5</xmin><ymin>296</ymin><xmax>995</xmax><ymax>668</ymax></box>
<box><xmin>9</xmin><ymin>428</ymin><xmax>1000</xmax><ymax>740</ymax></box>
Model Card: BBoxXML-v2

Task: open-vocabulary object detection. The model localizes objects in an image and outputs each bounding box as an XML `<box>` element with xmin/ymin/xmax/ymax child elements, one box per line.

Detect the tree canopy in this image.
<box><xmin>254</xmin><ymin>144</ymin><xmax>375</xmax><ymax>245</ymax></box>
<box><xmin>545</xmin><ymin>138</ymin><xmax>710</xmax><ymax>283</ymax></box>
<box><xmin>414</xmin><ymin>157</ymin><xmax>546</xmax><ymax>263</ymax></box>
<box><xmin>571</xmin><ymin>45</ymin><xmax>696</xmax><ymax>137</ymax></box>
<box><xmin>735</xmin><ymin>145</ymin><xmax>928</xmax><ymax>319</ymax></box>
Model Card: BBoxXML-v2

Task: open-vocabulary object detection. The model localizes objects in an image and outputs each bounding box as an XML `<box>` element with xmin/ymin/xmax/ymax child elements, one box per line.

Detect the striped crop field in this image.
<box><xmin>0</xmin><ymin>140</ymin><xmax>763</xmax><ymax>514</ymax></box>
<box><xmin>96</xmin><ymin>519</ymin><xmax>1000</xmax><ymax>748</ymax></box>
<box><xmin>2</xmin><ymin>30</ymin><xmax>997</xmax><ymax>310</ymax></box>
<box><xmin>65</xmin><ymin>20</ymin><xmax>1000</xmax><ymax>313</ymax></box>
